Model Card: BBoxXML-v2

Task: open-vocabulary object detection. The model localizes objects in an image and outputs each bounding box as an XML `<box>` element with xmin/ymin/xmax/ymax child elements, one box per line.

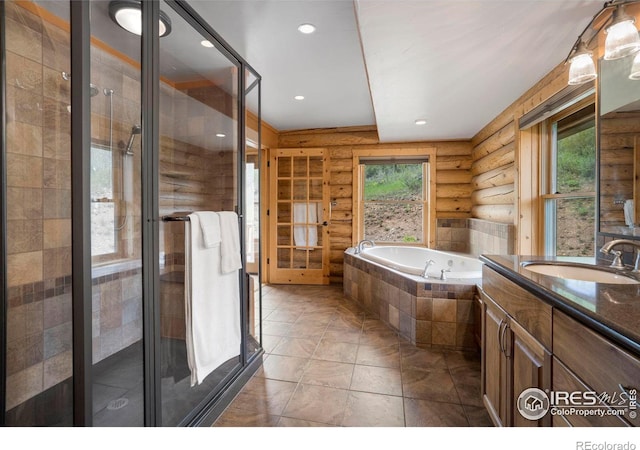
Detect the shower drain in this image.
<box><xmin>107</xmin><ymin>398</ymin><xmax>129</xmax><ymax>410</ymax></box>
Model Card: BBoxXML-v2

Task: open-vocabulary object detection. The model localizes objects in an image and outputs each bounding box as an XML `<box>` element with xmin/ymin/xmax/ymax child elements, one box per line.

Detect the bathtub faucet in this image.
<box><xmin>421</xmin><ymin>259</ymin><xmax>435</xmax><ymax>278</ymax></box>
<box><xmin>440</xmin><ymin>268</ymin><xmax>451</xmax><ymax>281</ymax></box>
<box><xmin>355</xmin><ymin>239</ymin><xmax>375</xmax><ymax>254</ymax></box>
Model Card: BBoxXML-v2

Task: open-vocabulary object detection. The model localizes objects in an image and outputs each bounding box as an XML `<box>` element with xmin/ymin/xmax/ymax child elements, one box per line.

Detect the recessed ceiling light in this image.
<box><xmin>294</xmin><ymin>95</ymin><xmax>305</xmax><ymax>101</ymax></box>
<box><xmin>201</xmin><ymin>40</ymin><xmax>214</xmax><ymax>48</ymax></box>
<box><xmin>216</xmin><ymin>133</ymin><xmax>226</xmax><ymax>138</ymax></box>
<box><xmin>297</xmin><ymin>23</ymin><xmax>316</xmax><ymax>34</ymax></box>
<box><xmin>415</xmin><ymin>119</ymin><xmax>427</xmax><ymax>125</ymax></box>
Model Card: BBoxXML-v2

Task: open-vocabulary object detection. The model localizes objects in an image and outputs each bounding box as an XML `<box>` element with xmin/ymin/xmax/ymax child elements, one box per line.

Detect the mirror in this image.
<box><xmin>598</xmin><ymin>53</ymin><xmax>640</xmax><ymax>236</ymax></box>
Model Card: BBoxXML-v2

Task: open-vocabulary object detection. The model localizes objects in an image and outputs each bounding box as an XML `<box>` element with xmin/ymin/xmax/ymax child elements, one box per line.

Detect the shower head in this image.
<box><xmin>124</xmin><ymin>125</ymin><xmax>141</xmax><ymax>156</ymax></box>
<box><xmin>61</xmin><ymin>73</ymin><xmax>100</xmax><ymax>97</ymax></box>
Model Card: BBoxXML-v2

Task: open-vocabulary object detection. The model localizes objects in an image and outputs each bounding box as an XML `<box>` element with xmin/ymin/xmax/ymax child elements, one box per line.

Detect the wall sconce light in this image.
<box><xmin>604</xmin><ymin>3</ymin><xmax>640</xmax><ymax>59</ymax></box>
<box><xmin>109</xmin><ymin>1</ymin><xmax>172</xmax><ymax>37</ymax></box>
<box><xmin>566</xmin><ymin>1</ymin><xmax>640</xmax><ymax>85</ymax></box>
<box><xmin>568</xmin><ymin>40</ymin><xmax>597</xmax><ymax>85</ymax></box>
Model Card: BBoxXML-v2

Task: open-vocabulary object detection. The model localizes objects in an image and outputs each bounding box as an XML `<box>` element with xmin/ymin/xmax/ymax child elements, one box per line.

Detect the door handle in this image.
<box><xmin>326</xmin><ymin>200</ymin><xmax>336</xmax><ymax>227</ymax></box>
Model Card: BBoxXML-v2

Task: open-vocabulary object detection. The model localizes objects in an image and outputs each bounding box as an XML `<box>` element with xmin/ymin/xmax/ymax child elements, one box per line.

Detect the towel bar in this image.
<box><xmin>161</xmin><ymin>211</ymin><xmax>243</xmax><ymax>222</ymax></box>
<box><xmin>162</xmin><ymin>214</ymin><xmax>191</xmax><ymax>222</ymax></box>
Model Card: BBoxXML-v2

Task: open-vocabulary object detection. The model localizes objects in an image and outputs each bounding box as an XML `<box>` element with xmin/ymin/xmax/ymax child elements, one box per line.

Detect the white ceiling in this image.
<box><xmin>190</xmin><ymin>0</ymin><xmax>604</xmax><ymax>142</ymax></box>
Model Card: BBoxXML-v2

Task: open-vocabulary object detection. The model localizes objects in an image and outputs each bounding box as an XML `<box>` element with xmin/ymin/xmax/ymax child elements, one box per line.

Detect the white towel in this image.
<box><xmin>185</xmin><ymin>213</ymin><xmax>241</xmax><ymax>386</ymax></box>
<box><xmin>293</xmin><ymin>202</ymin><xmax>318</xmax><ymax>247</ymax></box>
<box><xmin>218</xmin><ymin>211</ymin><xmax>243</xmax><ymax>274</ymax></box>
<box><xmin>624</xmin><ymin>199</ymin><xmax>635</xmax><ymax>228</ymax></box>
<box><xmin>194</xmin><ymin>211</ymin><xmax>221</xmax><ymax>248</ymax></box>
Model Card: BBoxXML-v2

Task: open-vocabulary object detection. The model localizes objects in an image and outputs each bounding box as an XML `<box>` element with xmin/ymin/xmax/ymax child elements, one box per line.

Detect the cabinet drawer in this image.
<box><xmin>482</xmin><ymin>267</ymin><xmax>552</xmax><ymax>349</ymax></box>
<box><xmin>552</xmin><ymin>357</ymin><xmax>629</xmax><ymax>427</ymax></box>
<box><xmin>554</xmin><ymin>310</ymin><xmax>640</xmax><ymax>427</ymax></box>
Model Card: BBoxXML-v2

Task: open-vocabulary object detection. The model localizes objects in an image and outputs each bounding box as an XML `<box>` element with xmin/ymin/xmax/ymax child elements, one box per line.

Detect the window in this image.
<box><xmin>357</xmin><ymin>160</ymin><xmax>430</xmax><ymax>244</ymax></box>
<box><xmin>90</xmin><ymin>144</ymin><xmax>116</xmax><ymax>256</ymax></box>
<box><xmin>542</xmin><ymin>103</ymin><xmax>596</xmax><ymax>256</ymax></box>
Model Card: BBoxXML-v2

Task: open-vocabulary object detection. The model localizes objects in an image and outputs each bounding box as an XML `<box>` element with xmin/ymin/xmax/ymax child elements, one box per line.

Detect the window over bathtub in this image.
<box><xmin>352</xmin><ymin>148</ymin><xmax>437</xmax><ymax>247</ymax></box>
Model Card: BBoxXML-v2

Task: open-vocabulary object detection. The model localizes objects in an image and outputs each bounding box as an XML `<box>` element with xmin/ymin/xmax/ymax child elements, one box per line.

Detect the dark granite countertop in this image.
<box><xmin>479</xmin><ymin>254</ymin><xmax>640</xmax><ymax>356</ymax></box>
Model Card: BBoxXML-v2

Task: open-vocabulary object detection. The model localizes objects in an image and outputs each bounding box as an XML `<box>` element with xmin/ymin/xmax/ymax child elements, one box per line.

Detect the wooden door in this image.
<box><xmin>268</xmin><ymin>148</ymin><xmax>330</xmax><ymax>284</ymax></box>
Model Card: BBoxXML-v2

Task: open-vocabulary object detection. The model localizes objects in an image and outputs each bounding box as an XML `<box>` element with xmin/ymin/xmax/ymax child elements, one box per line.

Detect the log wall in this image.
<box><xmin>276</xmin><ymin>127</ymin><xmax>473</xmax><ymax>282</ymax></box>
<box><xmin>470</xmin><ymin>60</ymin><xmax>579</xmax><ymax>253</ymax></box>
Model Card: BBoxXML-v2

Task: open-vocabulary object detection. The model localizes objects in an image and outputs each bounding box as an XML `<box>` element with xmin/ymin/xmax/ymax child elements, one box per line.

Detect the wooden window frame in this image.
<box><xmin>540</xmin><ymin>97</ymin><xmax>596</xmax><ymax>256</ymax></box>
<box><xmin>352</xmin><ymin>147</ymin><xmax>437</xmax><ymax>247</ymax></box>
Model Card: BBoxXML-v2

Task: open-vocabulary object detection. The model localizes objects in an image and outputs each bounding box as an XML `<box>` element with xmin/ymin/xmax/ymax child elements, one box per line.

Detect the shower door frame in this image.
<box><xmin>0</xmin><ymin>0</ymin><xmax>263</xmax><ymax>427</ymax></box>
<box><xmin>0</xmin><ymin>0</ymin><xmax>7</xmax><ymax>426</ymax></box>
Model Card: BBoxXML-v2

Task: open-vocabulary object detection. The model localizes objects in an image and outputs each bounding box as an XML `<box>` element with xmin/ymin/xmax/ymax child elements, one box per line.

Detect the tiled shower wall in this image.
<box><xmin>435</xmin><ymin>218</ymin><xmax>514</xmax><ymax>257</ymax></box>
<box><xmin>4</xmin><ymin>1</ymin><xmax>143</xmax><ymax>411</ymax></box>
<box><xmin>5</xmin><ymin>2</ymin><xmax>74</xmax><ymax>411</ymax></box>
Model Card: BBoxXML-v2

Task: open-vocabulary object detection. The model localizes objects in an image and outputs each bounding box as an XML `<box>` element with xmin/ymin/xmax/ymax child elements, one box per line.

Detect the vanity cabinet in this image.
<box><xmin>480</xmin><ymin>266</ymin><xmax>552</xmax><ymax>427</ymax></box>
<box><xmin>553</xmin><ymin>310</ymin><xmax>639</xmax><ymax>427</ymax></box>
<box><xmin>481</xmin><ymin>264</ymin><xmax>640</xmax><ymax>427</ymax></box>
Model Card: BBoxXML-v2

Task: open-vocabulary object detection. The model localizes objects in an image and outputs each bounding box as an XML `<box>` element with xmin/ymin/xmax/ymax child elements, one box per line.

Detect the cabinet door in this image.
<box><xmin>552</xmin><ymin>357</ymin><xmax>629</xmax><ymax>427</ymax></box>
<box><xmin>510</xmin><ymin>320</ymin><xmax>552</xmax><ymax>427</ymax></box>
<box><xmin>481</xmin><ymin>290</ymin><xmax>510</xmax><ymax>426</ymax></box>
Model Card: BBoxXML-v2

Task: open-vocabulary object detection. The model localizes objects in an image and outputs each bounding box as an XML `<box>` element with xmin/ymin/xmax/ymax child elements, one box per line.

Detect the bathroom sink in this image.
<box><xmin>521</xmin><ymin>262</ymin><xmax>640</xmax><ymax>284</ymax></box>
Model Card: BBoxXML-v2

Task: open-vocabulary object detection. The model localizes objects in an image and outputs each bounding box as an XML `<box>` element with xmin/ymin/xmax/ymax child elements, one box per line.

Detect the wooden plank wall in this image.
<box><xmin>599</xmin><ymin>111</ymin><xmax>640</xmax><ymax>229</ymax></box>
<box><xmin>277</xmin><ymin>126</ymin><xmax>473</xmax><ymax>283</ymax></box>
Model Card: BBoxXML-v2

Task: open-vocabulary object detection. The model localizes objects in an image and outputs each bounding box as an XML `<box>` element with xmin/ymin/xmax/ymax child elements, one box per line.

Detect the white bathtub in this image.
<box><xmin>357</xmin><ymin>246</ymin><xmax>482</xmax><ymax>279</ymax></box>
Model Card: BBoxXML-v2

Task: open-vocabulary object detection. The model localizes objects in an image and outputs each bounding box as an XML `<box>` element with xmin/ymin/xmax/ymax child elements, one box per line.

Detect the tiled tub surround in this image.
<box><xmin>436</xmin><ymin>218</ymin><xmax>514</xmax><ymax>257</ymax></box>
<box><xmin>435</xmin><ymin>219</ymin><xmax>469</xmax><ymax>253</ymax></box>
<box><xmin>343</xmin><ymin>252</ymin><xmax>478</xmax><ymax>350</ymax></box>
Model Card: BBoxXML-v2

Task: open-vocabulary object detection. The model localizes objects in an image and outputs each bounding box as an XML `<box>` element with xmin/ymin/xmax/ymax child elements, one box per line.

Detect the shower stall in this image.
<box><xmin>0</xmin><ymin>0</ymin><xmax>263</xmax><ymax>426</ymax></box>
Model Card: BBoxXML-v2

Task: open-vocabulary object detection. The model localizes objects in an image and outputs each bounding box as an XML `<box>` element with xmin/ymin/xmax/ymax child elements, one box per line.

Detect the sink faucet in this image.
<box><xmin>599</xmin><ymin>239</ymin><xmax>640</xmax><ymax>272</ymax></box>
<box><xmin>355</xmin><ymin>239</ymin><xmax>375</xmax><ymax>254</ymax></box>
<box><xmin>421</xmin><ymin>259</ymin><xmax>435</xmax><ymax>278</ymax></box>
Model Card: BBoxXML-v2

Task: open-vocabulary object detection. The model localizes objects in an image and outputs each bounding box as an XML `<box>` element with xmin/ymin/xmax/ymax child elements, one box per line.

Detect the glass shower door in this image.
<box><xmin>158</xmin><ymin>2</ymin><xmax>242</xmax><ymax>426</ymax></box>
<box><xmin>89</xmin><ymin>0</ymin><xmax>144</xmax><ymax>427</ymax></box>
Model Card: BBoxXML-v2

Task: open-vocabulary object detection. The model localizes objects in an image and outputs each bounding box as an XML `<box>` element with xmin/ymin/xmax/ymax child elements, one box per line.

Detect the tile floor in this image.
<box><xmin>214</xmin><ymin>284</ymin><xmax>493</xmax><ymax>427</ymax></box>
